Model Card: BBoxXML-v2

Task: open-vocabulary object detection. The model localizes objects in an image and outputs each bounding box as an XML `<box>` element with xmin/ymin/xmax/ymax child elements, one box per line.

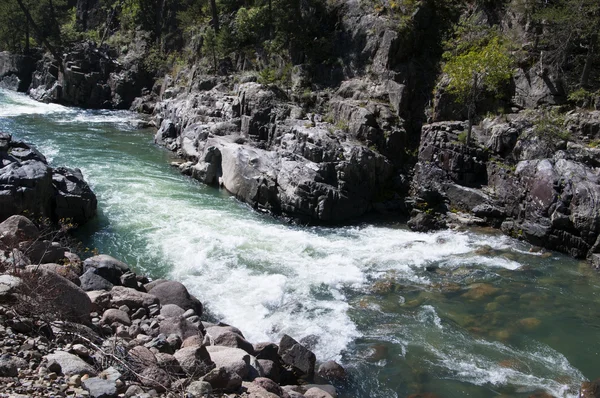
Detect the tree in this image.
<box><xmin>442</xmin><ymin>36</ymin><xmax>513</xmax><ymax>144</ymax></box>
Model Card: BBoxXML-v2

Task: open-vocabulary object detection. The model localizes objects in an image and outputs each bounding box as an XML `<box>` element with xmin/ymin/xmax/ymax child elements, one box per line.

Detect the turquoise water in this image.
<box><xmin>1</xmin><ymin>89</ymin><xmax>599</xmax><ymax>397</ymax></box>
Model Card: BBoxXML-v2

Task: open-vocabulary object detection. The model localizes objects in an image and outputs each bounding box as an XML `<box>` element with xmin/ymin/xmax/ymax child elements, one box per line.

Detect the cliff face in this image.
<box><xmin>4</xmin><ymin>0</ymin><xmax>600</xmax><ymax>257</ymax></box>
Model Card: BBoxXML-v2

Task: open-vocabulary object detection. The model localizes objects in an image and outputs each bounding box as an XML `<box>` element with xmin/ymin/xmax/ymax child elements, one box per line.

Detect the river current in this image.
<box><xmin>1</xmin><ymin>89</ymin><xmax>599</xmax><ymax>397</ymax></box>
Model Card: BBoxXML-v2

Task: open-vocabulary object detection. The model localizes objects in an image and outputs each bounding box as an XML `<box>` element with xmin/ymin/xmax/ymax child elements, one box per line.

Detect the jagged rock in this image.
<box><xmin>278</xmin><ymin>334</ymin><xmax>316</xmax><ymax>380</ymax></box>
<box><xmin>253</xmin><ymin>377</ymin><xmax>283</xmax><ymax>396</ymax></box>
<box><xmin>159</xmin><ymin>314</ymin><xmax>202</xmax><ymax>341</ymax></box>
<box><xmin>186</xmin><ymin>381</ymin><xmax>213</xmax><ymax>397</ymax></box>
<box><xmin>206</xmin><ymin>326</ymin><xmax>253</xmax><ymax>354</ymax></box>
<box><xmin>22</xmin><ymin>240</ymin><xmax>67</xmax><ymax>264</ymax></box>
<box><xmin>512</xmin><ymin>68</ymin><xmax>566</xmax><ymax>108</ymax></box>
<box><xmin>147</xmin><ymin>280</ymin><xmax>203</xmax><ymax>316</ymax></box>
<box><xmin>87</xmin><ymin>290</ymin><xmax>111</xmax><ymax>312</ymax></box>
<box><xmin>155</xmin><ymin>352</ymin><xmax>182</xmax><ymax>375</ymax></box>
<box><xmin>52</xmin><ymin>167</ymin><xmax>98</xmax><ymax>225</ymax></box>
<box><xmin>254</xmin><ymin>359</ymin><xmax>280</xmax><ymax>383</ymax></box>
<box><xmin>128</xmin><ymin>346</ymin><xmax>157</xmax><ymax>367</ymax></box>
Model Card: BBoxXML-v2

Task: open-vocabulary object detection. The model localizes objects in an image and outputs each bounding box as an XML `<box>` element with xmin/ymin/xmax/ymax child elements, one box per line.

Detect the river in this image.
<box><xmin>1</xmin><ymin>89</ymin><xmax>599</xmax><ymax>398</ymax></box>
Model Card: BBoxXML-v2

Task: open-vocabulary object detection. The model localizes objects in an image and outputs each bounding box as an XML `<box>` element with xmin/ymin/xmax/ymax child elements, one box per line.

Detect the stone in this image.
<box><xmin>23</xmin><ymin>268</ymin><xmax>91</xmax><ymax>323</ymax></box>
<box><xmin>140</xmin><ymin>366</ymin><xmax>171</xmax><ymax>393</ymax></box>
<box><xmin>207</xmin><ymin>328</ymin><xmax>254</xmax><ymax>354</ymax></box>
<box><xmin>87</xmin><ymin>290</ymin><xmax>111</xmax><ymax>312</ymax></box>
<box><xmin>52</xmin><ymin>167</ymin><xmax>98</xmax><ymax>225</ymax></box>
<box><xmin>101</xmin><ymin>309</ymin><xmax>131</xmax><ymax>326</ymax></box>
<box><xmin>580</xmin><ymin>378</ymin><xmax>600</xmax><ymax>398</ymax></box>
<box><xmin>155</xmin><ymin>352</ymin><xmax>182</xmax><ymax>375</ymax></box>
<box><xmin>147</xmin><ymin>281</ymin><xmax>203</xmax><ymax>316</ymax></box>
<box><xmin>206</xmin><ymin>345</ymin><xmax>251</xmax><ymax>379</ymax></box>
<box><xmin>128</xmin><ymin>346</ymin><xmax>157</xmax><ymax>367</ymax></box>
<box><xmin>252</xmin><ymin>377</ymin><xmax>282</xmax><ymax>396</ymax></box>
<box><xmin>0</xmin><ymin>354</ymin><xmax>28</xmax><ymax>377</ymax></box>
<box><xmin>186</xmin><ymin>381</ymin><xmax>212</xmax><ymax>397</ymax></box>
<box><xmin>80</xmin><ymin>269</ymin><xmax>114</xmax><ymax>291</ymax></box>
<box><xmin>173</xmin><ymin>345</ymin><xmax>215</xmax><ymax>376</ymax></box>
<box><xmin>82</xmin><ymin>377</ymin><xmax>117</xmax><ymax>398</ymax></box>
<box><xmin>0</xmin><ymin>215</ymin><xmax>40</xmax><ymax>247</ymax></box>
<box><xmin>45</xmin><ymin>351</ymin><xmax>97</xmax><ymax>376</ymax></box>
<box><xmin>0</xmin><ymin>274</ymin><xmax>22</xmax><ymax>298</ymax></box>
<box><xmin>110</xmin><ymin>286</ymin><xmax>158</xmax><ymax>309</ymax></box>
<box><xmin>159</xmin><ymin>314</ymin><xmax>201</xmax><ymax>341</ymax></box>
<box><xmin>254</xmin><ymin>359</ymin><xmax>280</xmax><ymax>383</ymax></box>
<box><xmin>304</xmin><ymin>387</ymin><xmax>335</xmax><ymax>398</ymax></box>
<box><xmin>25</xmin><ymin>263</ymin><xmax>80</xmax><ymax>286</ymax></box>
<box><xmin>160</xmin><ymin>304</ymin><xmax>185</xmax><ymax>318</ymax></box>
<box><xmin>317</xmin><ymin>361</ymin><xmax>347</xmax><ymax>382</ymax></box>
<box><xmin>202</xmin><ymin>366</ymin><xmax>243</xmax><ymax>392</ymax></box>
<box><xmin>124</xmin><ymin>385</ymin><xmax>144</xmax><ymax>397</ymax></box>
<box><xmin>278</xmin><ymin>334</ymin><xmax>316</xmax><ymax>380</ymax></box>
<box><xmin>83</xmin><ymin>255</ymin><xmax>130</xmax><ymax>285</ymax></box>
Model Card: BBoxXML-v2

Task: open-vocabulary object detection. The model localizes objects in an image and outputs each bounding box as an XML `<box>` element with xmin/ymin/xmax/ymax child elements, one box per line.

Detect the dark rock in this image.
<box><xmin>80</xmin><ymin>269</ymin><xmax>114</xmax><ymax>291</ymax></box>
<box><xmin>140</xmin><ymin>366</ymin><xmax>171</xmax><ymax>393</ymax></box>
<box><xmin>407</xmin><ymin>211</ymin><xmax>445</xmax><ymax>233</ymax></box>
<box><xmin>255</xmin><ymin>359</ymin><xmax>280</xmax><ymax>383</ymax></box>
<box><xmin>253</xmin><ymin>377</ymin><xmax>283</xmax><ymax>396</ymax></box>
<box><xmin>0</xmin><ymin>354</ymin><xmax>28</xmax><ymax>377</ymax></box>
<box><xmin>278</xmin><ymin>334</ymin><xmax>316</xmax><ymax>380</ymax></box>
<box><xmin>84</xmin><ymin>255</ymin><xmax>130</xmax><ymax>285</ymax></box>
<box><xmin>0</xmin><ymin>51</ymin><xmax>37</xmax><ymax>92</ymax></box>
<box><xmin>317</xmin><ymin>360</ymin><xmax>347</xmax><ymax>382</ymax></box>
<box><xmin>102</xmin><ymin>309</ymin><xmax>131</xmax><ymax>326</ymax></box>
<box><xmin>52</xmin><ymin>166</ymin><xmax>97</xmax><ymax>225</ymax></box>
<box><xmin>148</xmin><ymin>280</ymin><xmax>203</xmax><ymax>316</ymax></box>
<box><xmin>580</xmin><ymin>378</ymin><xmax>600</xmax><ymax>398</ymax></box>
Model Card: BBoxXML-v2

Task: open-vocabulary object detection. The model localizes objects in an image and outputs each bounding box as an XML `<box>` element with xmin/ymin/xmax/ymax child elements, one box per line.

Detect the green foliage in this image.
<box><xmin>588</xmin><ymin>139</ymin><xmax>600</xmax><ymax>148</ymax></box>
<box><xmin>60</xmin><ymin>7</ymin><xmax>100</xmax><ymax>45</ymax></box>
<box><xmin>457</xmin><ymin>131</ymin><xmax>468</xmax><ymax>144</ymax></box>
<box><xmin>531</xmin><ymin>108</ymin><xmax>571</xmax><ymax>142</ymax></box>
<box><xmin>442</xmin><ymin>36</ymin><xmax>514</xmax><ymax>103</ymax></box>
<box><xmin>568</xmin><ymin>88</ymin><xmax>598</xmax><ymax>108</ymax></box>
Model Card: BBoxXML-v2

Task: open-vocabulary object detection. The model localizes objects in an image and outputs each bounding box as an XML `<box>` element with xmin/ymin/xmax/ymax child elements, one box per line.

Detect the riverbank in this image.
<box><xmin>0</xmin><ymin>213</ymin><xmax>346</xmax><ymax>398</ymax></box>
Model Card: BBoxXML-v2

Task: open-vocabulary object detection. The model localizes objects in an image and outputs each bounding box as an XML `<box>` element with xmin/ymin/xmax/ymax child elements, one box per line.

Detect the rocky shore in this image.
<box><xmin>0</xmin><ymin>213</ymin><xmax>347</xmax><ymax>398</ymax></box>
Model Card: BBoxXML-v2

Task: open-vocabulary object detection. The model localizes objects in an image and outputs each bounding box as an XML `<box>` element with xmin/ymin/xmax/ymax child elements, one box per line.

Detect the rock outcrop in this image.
<box><xmin>0</xmin><ymin>132</ymin><xmax>97</xmax><ymax>225</ymax></box>
<box><xmin>0</xmin><ymin>52</ymin><xmax>37</xmax><ymax>92</ymax></box>
<box><xmin>409</xmin><ymin>111</ymin><xmax>600</xmax><ymax>260</ymax></box>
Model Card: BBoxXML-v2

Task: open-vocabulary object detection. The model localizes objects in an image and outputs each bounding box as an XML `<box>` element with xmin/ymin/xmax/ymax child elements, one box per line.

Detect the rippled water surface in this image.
<box><xmin>2</xmin><ymin>89</ymin><xmax>599</xmax><ymax>397</ymax></box>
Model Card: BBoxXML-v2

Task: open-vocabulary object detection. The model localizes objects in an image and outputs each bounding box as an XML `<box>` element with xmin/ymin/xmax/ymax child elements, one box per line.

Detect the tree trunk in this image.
<box><xmin>580</xmin><ymin>33</ymin><xmax>597</xmax><ymax>88</ymax></box>
<box><xmin>210</xmin><ymin>0</ymin><xmax>219</xmax><ymax>33</ymax></box>
<box><xmin>47</xmin><ymin>0</ymin><xmax>61</xmax><ymax>45</ymax></box>
<box><xmin>14</xmin><ymin>0</ymin><xmax>63</xmax><ymax>69</ymax></box>
<box><xmin>466</xmin><ymin>73</ymin><xmax>479</xmax><ymax>146</ymax></box>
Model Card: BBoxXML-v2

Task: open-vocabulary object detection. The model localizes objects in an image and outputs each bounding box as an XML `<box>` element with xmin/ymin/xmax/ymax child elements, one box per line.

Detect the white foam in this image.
<box><xmin>0</xmin><ymin>89</ymin><xmax>75</xmax><ymax>117</ymax></box>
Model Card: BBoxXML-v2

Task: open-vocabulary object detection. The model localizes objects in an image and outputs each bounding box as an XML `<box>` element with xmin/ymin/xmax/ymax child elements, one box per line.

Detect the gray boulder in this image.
<box><xmin>82</xmin><ymin>377</ymin><xmax>117</xmax><ymax>398</ymax></box>
<box><xmin>148</xmin><ymin>280</ymin><xmax>203</xmax><ymax>316</ymax></box>
<box><xmin>206</xmin><ymin>346</ymin><xmax>251</xmax><ymax>379</ymax></box>
<box><xmin>45</xmin><ymin>351</ymin><xmax>97</xmax><ymax>376</ymax></box>
<box><xmin>110</xmin><ymin>286</ymin><xmax>158</xmax><ymax>309</ymax></box>
<box><xmin>0</xmin><ymin>215</ymin><xmax>39</xmax><ymax>247</ymax></box>
<box><xmin>0</xmin><ymin>354</ymin><xmax>28</xmax><ymax>377</ymax></box>
<box><xmin>84</xmin><ymin>255</ymin><xmax>130</xmax><ymax>285</ymax></box>
<box><xmin>173</xmin><ymin>345</ymin><xmax>215</xmax><ymax>376</ymax></box>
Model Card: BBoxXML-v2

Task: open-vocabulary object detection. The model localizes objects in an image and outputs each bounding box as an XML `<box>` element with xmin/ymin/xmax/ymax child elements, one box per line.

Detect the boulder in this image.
<box><xmin>25</xmin><ymin>263</ymin><xmax>80</xmax><ymax>286</ymax></box>
<box><xmin>52</xmin><ymin>167</ymin><xmax>97</xmax><ymax>225</ymax></box>
<box><xmin>580</xmin><ymin>378</ymin><xmax>600</xmax><ymax>398</ymax></box>
<box><xmin>317</xmin><ymin>360</ymin><xmax>347</xmax><ymax>382</ymax></box>
<box><xmin>102</xmin><ymin>309</ymin><xmax>131</xmax><ymax>326</ymax></box>
<box><xmin>254</xmin><ymin>359</ymin><xmax>280</xmax><ymax>383</ymax></box>
<box><xmin>206</xmin><ymin>326</ymin><xmax>253</xmax><ymax>354</ymax></box>
<box><xmin>87</xmin><ymin>290</ymin><xmax>111</xmax><ymax>312</ymax></box>
<box><xmin>140</xmin><ymin>366</ymin><xmax>171</xmax><ymax>392</ymax></box>
<box><xmin>173</xmin><ymin>345</ymin><xmax>215</xmax><ymax>376</ymax></box>
<box><xmin>82</xmin><ymin>377</ymin><xmax>117</xmax><ymax>398</ymax></box>
<box><xmin>252</xmin><ymin>377</ymin><xmax>283</xmax><ymax>396</ymax></box>
<box><xmin>128</xmin><ymin>346</ymin><xmax>157</xmax><ymax>367</ymax></box>
<box><xmin>0</xmin><ymin>354</ymin><xmax>28</xmax><ymax>377</ymax></box>
<box><xmin>0</xmin><ymin>215</ymin><xmax>39</xmax><ymax>246</ymax></box>
<box><xmin>159</xmin><ymin>314</ymin><xmax>202</xmax><ymax>341</ymax></box>
<box><xmin>278</xmin><ymin>334</ymin><xmax>316</xmax><ymax>380</ymax></box>
<box><xmin>304</xmin><ymin>387</ymin><xmax>335</xmax><ymax>398</ymax></box>
<box><xmin>202</xmin><ymin>366</ymin><xmax>243</xmax><ymax>392</ymax></box>
<box><xmin>148</xmin><ymin>280</ymin><xmax>203</xmax><ymax>316</ymax></box>
<box><xmin>45</xmin><ymin>351</ymin><xmax>97</xmax><ymax>376</ymax></box>
<box><xmin>155</xmin><ymin>352</ymin><xmax>182</xmax><ymax>375</ymax></box>
<box><xmin>22</xmin><ymin>268</ymin><xmax>91</xmax><ymax>323</ymax></box>
<box><xmin>84</xmin><ymin>255</ymin><xmax>130</xmax><ymax>285</ymax></box>
<box><xmin>110</xmin><ymin>286</ymin><xmax>158</xmax><ymax>309</ymax></box>
<box><xmin>206</xmin><ymin>346</ymin><xmax>251</xmax><ymax>379</ymax></box>
<box><xmin>80</xmin><ymin>269</ymin><xmax>114</xmax><ymax>291</ymax></box>
<box><xmin>160</xmin><ymin>304</ymin><xmax>186</xmax><ymax>318</ymax></box>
